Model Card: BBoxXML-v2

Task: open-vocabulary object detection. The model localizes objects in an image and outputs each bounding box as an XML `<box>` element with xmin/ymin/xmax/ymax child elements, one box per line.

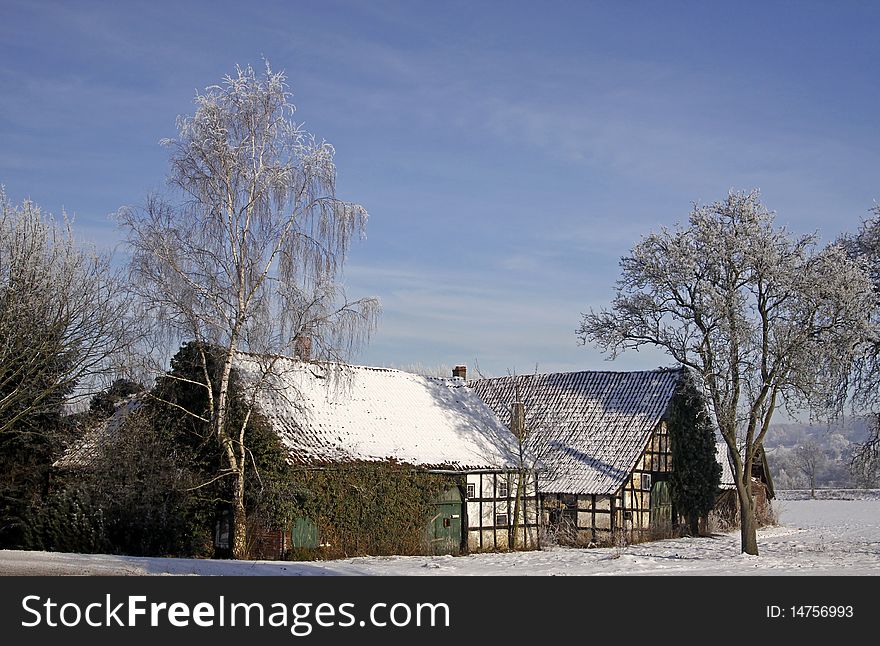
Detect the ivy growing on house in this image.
<box><xmin>286</xmin><ymin>463</ymin><xmax>455</xmax><ymax>558</ymax></box>
<box><xmin>39</xmin><ymin>343</ymin><xmax>299</xmax><ymax>558</ymax></box>
<box><xmin>667</xmin><ymin>374</ymin><xmax>722</xmax><ymax>535</ymax></box>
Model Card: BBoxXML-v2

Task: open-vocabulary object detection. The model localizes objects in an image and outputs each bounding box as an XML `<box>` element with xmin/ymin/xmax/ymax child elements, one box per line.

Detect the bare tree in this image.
<box><xmin>0</xmin><ymin>188</ymin><xmax>131</xmax><ymax>434</ymax></box>
<box><xmin>578</xmin><ymin>190</ymin><xmax>874</xmax><ymax>555</ymax></box>
<box><xmin>119</xmin><ymin>63</ymin><xmax>379</xmax><ymax>559</ymax></box>
<box><xmin>793</xmin><ymin>440</ymin><xmax>825</xmax><ymax>498</ymax></box>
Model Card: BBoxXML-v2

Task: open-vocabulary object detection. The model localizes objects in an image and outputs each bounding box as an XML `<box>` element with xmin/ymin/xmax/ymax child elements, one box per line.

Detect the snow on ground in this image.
<box><xmin>1</xmin><ymin>498</ymin><xmax>878</xmax><ymax>576</ymax></box>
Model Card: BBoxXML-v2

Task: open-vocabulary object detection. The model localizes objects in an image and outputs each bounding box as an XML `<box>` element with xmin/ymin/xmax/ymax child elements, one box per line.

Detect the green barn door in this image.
<box><xmin>290</xmin><ymin>516</ymin><xmax>319</xmax><ymax>549</ymax></box>
<box><xmin>426</xmin><ymin>486</ymin><xmax>463</xmax><ymax>555</ymax></box>
<box><xmin>650</xmin><ymin>481</ymin><xmax>672</xmax><ymax>532</ymax></box>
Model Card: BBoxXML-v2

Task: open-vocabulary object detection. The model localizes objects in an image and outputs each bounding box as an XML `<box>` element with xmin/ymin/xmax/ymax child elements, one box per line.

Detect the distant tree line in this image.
<box><xmin>770</xmin><ymin>437</ymin><xmax>880</xmax><ymax>493</ymax></box>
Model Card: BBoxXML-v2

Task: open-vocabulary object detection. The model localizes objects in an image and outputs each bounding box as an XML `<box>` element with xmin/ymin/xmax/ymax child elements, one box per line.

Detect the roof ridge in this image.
<box><xmin>234</xmin><ymin>350</ymin><xmax>449</xmax><ymax>378</ymax></box>
<box><xmin>469</xmin><ymin>366</ymin><xmax>684</xmax><ymax>382</ymax></box>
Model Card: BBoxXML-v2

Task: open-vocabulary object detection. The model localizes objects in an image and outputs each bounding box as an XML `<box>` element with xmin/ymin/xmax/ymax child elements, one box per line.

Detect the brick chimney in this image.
<box><xmin>452</xmin><ymin>365</ymin><xmax>467</xmax><ymax>380</ymax></box>
<box><xmin>294</xmin><ymin>336</ymin><xmax>312</xmax><ymax>361</ymax></box>
<box><xmin>510</xmin><ymin>402</ymin><xmax>525</xmax><ymax>439</ymax></box>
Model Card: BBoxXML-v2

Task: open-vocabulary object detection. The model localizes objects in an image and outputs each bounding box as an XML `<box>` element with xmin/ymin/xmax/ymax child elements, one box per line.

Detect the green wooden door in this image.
<box><xmin>650</xmin><ymin>481</ymin><xmax>672</xmax><ymax>532</ymax></box>
<box><xmin>426</xmin><ymin>486</ymin><xmax>462</xmax><ymax>555</ymax></box>
<box><xmin>291</xmin><ymin>516</ymin><xmax>319</xmax><ymax>549</ymax></box>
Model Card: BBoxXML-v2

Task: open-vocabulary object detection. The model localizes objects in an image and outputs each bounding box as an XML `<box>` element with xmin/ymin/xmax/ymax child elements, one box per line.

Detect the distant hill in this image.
<box><xmin>761</xmin><ymin>417</ymin><xmax>877</xmax><ymax>490</ymax></box>
<box><xmin>763</xmin><ymin>417</ymin><xmax>871</xmax><ymax>450</ymax></box>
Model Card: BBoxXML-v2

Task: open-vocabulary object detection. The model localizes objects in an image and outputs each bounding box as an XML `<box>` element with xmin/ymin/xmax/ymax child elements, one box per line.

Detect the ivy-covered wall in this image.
<box><xmin>286</xmin><ymin>463</ymin><xmax>456</xmax><ymax>559</ymax></box>
<box><xmin>667</xmin><ymin>375</ymin><xmax>722</xmax><ymax>534</ymax></box>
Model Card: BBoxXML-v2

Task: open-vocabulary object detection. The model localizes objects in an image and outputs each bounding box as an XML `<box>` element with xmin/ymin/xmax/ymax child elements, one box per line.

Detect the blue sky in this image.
<box><xmin>2</xmin><ymin>0</ymin><xmax>879</xmax><ymax>378</ymax></box>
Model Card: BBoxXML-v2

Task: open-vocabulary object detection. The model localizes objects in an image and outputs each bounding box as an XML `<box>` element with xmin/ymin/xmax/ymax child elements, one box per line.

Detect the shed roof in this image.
<box><xmin>715</xmin><ymin>441</ymin><xmax>775</xmax><ymax>497</ymax></box>
<box><xmin>53</xmin><ymin>396</ymin><xmax>143</xmax><ymax>470</ymax></box>
<box><xmin>470</xmin><ymin>368</ymin><xmax>686</xmax><ymax>495</ymax></box>
<box><xmin>717</xmin><ymin>441</ymin><xmax>736</xmax><ymax>490</ymax></box>
<box><xmin>236</xmin><ymin>355</ymin><xmax>522</xmax><ymax>471</ymax></box>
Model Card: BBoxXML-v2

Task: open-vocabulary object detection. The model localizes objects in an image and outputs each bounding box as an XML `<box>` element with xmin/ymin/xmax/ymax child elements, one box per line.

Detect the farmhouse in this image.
<box><xmin>471</xmin><ymin>367</ymin><xmax>698</xmax><ymax>546</ymax></box>
<box><xmin>235</xmin><ymin>355</ymin><xmax>540</xmax><ymax>556</ymax></box>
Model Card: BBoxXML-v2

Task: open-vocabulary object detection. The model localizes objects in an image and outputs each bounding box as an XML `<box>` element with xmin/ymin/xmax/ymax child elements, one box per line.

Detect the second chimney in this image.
<box><xmin>452</xmin><ymin>365</ymin><xmax>467</xmax><ymax>380</ymax></box>
<box><xmin>510</xmin><ymin>401</ymin><xmax>525</xmax><ymax>439</ymax></box>
<box><xmin>294</xmin><ymin>336</ymin><xmax>312</xmax><ymax>361</ymax></box>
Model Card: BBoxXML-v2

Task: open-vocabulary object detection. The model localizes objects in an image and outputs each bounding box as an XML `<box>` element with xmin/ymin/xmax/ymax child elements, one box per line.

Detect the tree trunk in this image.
<box><xmin>688</xmin><ymin>513</ymin><xmax>699</xmax><ymax>536</ymax></box>
<box><xmin>215</xmin><ymin>347</ymin><xmax>248</xmax><ymax>559</ymax></box>
<box><xmin>738</xmin><ymin>487</ymin><xmax>759</xmax><ymax>555</ymax></box>
<box><xmin>510</xmin><ymin>471</ymin><xmax>525</xmax><ymax>550</ymax></box>
<box><xmin>231</xmin><ymin>469</ymin><xmax>248</xmax><ymax>560</ymax></box>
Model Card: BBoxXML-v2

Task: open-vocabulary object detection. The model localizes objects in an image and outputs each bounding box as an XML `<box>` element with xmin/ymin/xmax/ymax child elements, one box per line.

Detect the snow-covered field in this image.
<box><xmin>776</xmin><ymin>488</ymin><xmax>880</xmax><ymax>501</ymax></box>
<box><xmin>1</xmin><ymin>499</ymin><xmax>878</xmax><ymax>576</ymax></box>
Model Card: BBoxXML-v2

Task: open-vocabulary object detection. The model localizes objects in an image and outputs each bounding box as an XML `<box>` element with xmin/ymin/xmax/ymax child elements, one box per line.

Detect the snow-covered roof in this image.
<box><xmin>53</xmin><ymin>395</ymin><xmax>143</xmax><ymax>470</ymax></box>
<box><xmin>717</xmin><ymin>441</ymin><xmax>736</xmax><ymax>490</ymax></box>
<box><xmin>236</xmin><ymin>355</ymin><xmax>522</xmax><ymax>471</ymax></box>
<box><xmin>715</xmin><ymin>441</ymin><xmax>775</xmax><ymax>497</ymax></box>
<box><xmin>470</xmin><ymin>368</ymin><xmax>686</xmax><ymax>495</ymax></box>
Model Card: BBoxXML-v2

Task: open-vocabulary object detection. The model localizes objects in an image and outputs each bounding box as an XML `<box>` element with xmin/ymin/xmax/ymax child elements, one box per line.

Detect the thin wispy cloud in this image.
<box><xmin>2</xmin><ymin>2</ymin><xmax>878</xmax><ymax>379</ymax></box>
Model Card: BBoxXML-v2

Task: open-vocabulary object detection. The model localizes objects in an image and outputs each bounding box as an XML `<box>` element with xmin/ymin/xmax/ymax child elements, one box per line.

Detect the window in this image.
<box><xmin>642</xmin><ymin>473</ymin><xmax>652</xmax><ymax>491</ymax></box>
<box><xmin>495</xmin><ymin>513</ymin><xmax>509</xmax><ymax>527</ymax></box>
<box><xmin>498</xmin><ymin>481</ymin><xmax>509</xmax><ymax>498</ymax></box>
<box><xmin>466</xmin><ymin>483</ymin><xmax>476</xmax><ymax>499</ymax></box>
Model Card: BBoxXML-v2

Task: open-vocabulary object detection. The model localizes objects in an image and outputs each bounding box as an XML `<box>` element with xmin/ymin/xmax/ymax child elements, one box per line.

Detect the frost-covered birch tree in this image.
<box><xmin>0</xmin><ymin>189</ymin><xmax>131</xmax><ymax>434</ymax></box>
<box><xmin>119</xmin><ymin>63</ymin><xmax>379</xmax><ymax>559</ymax></box>
<box><xmin>578</xmin><ymin>190</ymin><xmax>874</xmax><ymax>555</ymax></box>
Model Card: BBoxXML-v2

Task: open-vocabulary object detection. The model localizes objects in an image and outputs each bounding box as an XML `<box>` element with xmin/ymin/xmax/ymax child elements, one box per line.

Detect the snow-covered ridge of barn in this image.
<box><xmin>235</xmin><ymin>354</ymin><xmax>520</xmax><ymax>470</ymax></box>
<box><xmin>52</xmin><ymin>395</ymin><xmax>143</xmax><ymax>470</ymax></box>
<box><xmin>471</xmin><ymin>368</ymin><xmax>686</xmax><ymax>546</ymax></box>
<box><xmin>235</xmin><ymin>354</ymin><xmax>540</xmax><ymax>553</ymax></box>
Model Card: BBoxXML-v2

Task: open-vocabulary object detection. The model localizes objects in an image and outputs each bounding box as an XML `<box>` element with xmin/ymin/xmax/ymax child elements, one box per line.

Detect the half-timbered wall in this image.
<box><xmin>464</xmin><ymin>471</ymin><xmax>540</xmax><ymax>552</ymax></box>
<box><xmin>540</xmin><ymin>493</ymin><xmax>614</xmax><ymax>546</ymax></box>
<box><xmin>541</xmin><ymin>421</ymin><xmax>673</xmax><ymax>546</ymax></box>
<box><xmin>613</xmin><ymin>420</ymin><xmax>672</xmax><ymax>543</ymax></box>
